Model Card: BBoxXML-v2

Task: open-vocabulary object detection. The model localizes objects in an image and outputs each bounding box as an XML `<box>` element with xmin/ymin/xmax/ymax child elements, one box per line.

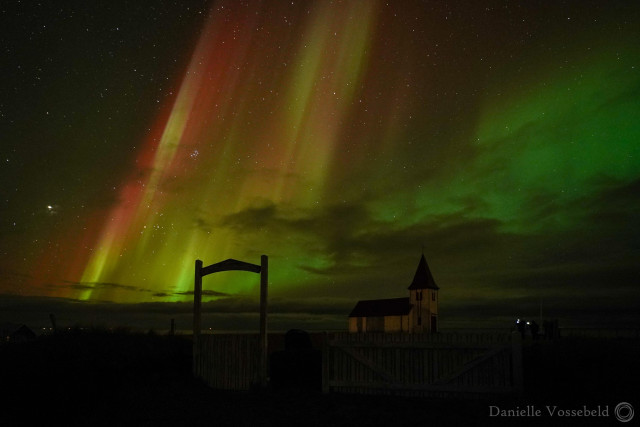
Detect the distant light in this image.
<box><xmin>47</xmin><ymin>205</ymin><xmax>53</xmax><ymax>210</ymax></box>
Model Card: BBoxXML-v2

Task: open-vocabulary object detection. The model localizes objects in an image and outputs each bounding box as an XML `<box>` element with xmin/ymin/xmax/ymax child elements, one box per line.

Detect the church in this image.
<box><xmin>348</xmin><ymin>254</ymin><xmax>439</xmax><ymax>333</ymax></box>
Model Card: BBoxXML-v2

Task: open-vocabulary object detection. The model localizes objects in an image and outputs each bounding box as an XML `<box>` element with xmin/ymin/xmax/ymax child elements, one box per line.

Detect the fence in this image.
<box><xmin>194</xmin><ymin>334</ymin><xmax>261</xmax><ymax>390</ymax></box>
<box><xmin>322</xmin><ymin>331</ymin><xmax>521</xmax><ymax>397</ymax></box>
<box><xmin>193</xmin><ymin>331</ymin><xmax>523</xmax><ymax>397</ymax></box>
<box><xmin>559</xmin><ymin>328</ymin><xmax>640</xmax><ymax>339</ymax></box>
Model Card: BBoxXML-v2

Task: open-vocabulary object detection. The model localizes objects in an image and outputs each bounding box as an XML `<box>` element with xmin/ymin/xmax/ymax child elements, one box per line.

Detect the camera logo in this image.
<box><xmin>615</xmin><ymin>402</ymin><xmax>634</xmax><ymax>423</ymax></box>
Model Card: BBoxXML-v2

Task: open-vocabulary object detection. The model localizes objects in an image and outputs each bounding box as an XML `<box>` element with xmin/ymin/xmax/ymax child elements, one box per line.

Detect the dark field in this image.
<box><xmin>1</xmin><ymin>331</ymin><xmax>638</xmax><ymax>426</ymax></box>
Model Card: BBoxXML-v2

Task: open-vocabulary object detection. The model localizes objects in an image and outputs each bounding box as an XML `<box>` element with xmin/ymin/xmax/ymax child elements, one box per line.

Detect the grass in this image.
<box><xmin>1</xmin><ymin>330</ymin><xmax>638</xmax><ymax>426</ymax></box>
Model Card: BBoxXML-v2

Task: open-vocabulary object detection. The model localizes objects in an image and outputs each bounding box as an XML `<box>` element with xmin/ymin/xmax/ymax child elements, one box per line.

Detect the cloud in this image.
<box><xmin>174</xmin><ymin>290</ymin><xmax>231</xmax><ymax>297</ymax></box>
<box><xmin>20</xmin><ymin>175</ymin><xmax>632</xmax><ymax>332</ymax></box>
<box><xmin>60</xmin><ymin>280</ymin><xmax>175</xmax><ymax>297</ymax></box>
<box><xmin>218</xmin><ymin>199</ymin><xmax>502</xmax><ymax>285</ymax></box>
<box><xmin>215</xmin><ymin>188</ymin><xmax>640</xmax><ymax>328</ymax></box>
<box><xmin>219</xmin><ymin>200</ymin><xmax>408</xmax><ymax>268</ymax></box>
<box><xmin>219</xmin><ymin>201</ymin><xmax>309</xmax><ymax>235</ymax></box>
<box><xmin>8</xmin><ymin>187</ymin><xmax>640</xmax><ymax>321</ymax></box>
<box><xmin>193</xmin><ymin>216</ymin><xmax>213</xmax><ymax>234</ymax></box>
<box><xmin>585</xmin><ymin>177</ymin><xmax>640</xmax><ymax>227</ymax></box>
<box><xmin>66</xmin><ymin>283</ymin><xmax>95</xmax><ymax>290</ymax></box>
<box><xmin>152</xmin><ymin>292</ymin><xmax>171</xmax><ymax>298</ymax></box>
<box><xmin>63</xmin><ymin>280</ymin><xmax>143</xmax><ymax>292</ymax></box>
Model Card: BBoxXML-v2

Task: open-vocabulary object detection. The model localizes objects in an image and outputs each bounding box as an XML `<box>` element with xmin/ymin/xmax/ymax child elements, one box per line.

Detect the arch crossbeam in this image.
<box><xmin>201</xmin><ymin>258</ymin><xmax>261</xmax><ymax>276</ymax></box>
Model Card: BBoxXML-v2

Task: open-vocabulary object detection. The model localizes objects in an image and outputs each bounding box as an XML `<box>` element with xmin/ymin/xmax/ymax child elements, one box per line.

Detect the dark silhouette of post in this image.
<box><xmin>259</xmin><ymin>255</ymin><xmax>268</xmax><ymax>387</ymax></box>
<box><xmin>193</xmin><ymin>255</ymin><xmax>269</xmax><ymax>387</ymax></box>
<box><xmin>49</xmin><ymin>313</ymin><xmax>57</xmax><ymax>333</ymax></box>
<box><xmin>193</xmin><ymin>259</ymin><xmax>203</xmax><ymax>374</ymax></box>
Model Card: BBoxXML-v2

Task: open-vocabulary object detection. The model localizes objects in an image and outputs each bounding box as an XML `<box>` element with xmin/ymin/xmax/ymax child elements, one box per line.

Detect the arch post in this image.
<box><xmin>193</xmin><ymin>259</ymin><xmax>203</xmax><ymax>375</ymax></box>
<box><xmin>259</xmin><ymin>254</ymin><xmax>268</xmax><ymax>387</ymax></box>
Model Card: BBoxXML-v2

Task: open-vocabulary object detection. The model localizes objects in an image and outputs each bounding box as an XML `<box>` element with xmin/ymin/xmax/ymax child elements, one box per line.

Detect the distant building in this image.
<box><xmin>0</xmin><ymin>323</ymin><xmax>36</xmax><ymax>343</ymax></box>
<box><xmin>348</xmin><ymin>254</ymin><xmax>439</xmax><ymax>333</ymax></box>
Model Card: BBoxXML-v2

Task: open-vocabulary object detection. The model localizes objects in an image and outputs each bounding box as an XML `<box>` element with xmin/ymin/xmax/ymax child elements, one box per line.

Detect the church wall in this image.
<box><xmin>367</xmin><ymin>316</ymin><xmax>385</xmax><ymax>332</ymax></box>
<box><xmin>383</xmin><ymin>315</ymin><xmax>405</xmax><ymax>332</ymax></box>
<box><xmin>350</xmin><ymin>315</ymin><xmax>410</xmax><ymax>332</ymax></box>
<box><xmin>348</xmin><ymin>317</ymin><xmax>357</xmax><ymax>333</ymax></box>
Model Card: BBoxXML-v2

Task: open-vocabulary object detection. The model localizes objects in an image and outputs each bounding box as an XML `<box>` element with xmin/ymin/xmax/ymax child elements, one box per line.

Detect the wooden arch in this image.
<box><xmin>193</xmin><ymin>255</ymin><xmax>268</xmax><ymax>386</ymax></box>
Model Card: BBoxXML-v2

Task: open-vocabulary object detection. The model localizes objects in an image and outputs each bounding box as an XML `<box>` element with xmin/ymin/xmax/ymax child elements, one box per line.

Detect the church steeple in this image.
<box><xmin>408</xmin><ymin>254</ymin><xmax>439</xmax><ymax>290</ymax></box>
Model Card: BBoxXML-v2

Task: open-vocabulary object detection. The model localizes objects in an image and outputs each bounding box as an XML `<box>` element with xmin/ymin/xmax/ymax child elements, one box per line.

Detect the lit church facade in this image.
<box><xmin>348</xmin><ymin>254</ymin><xmax>439</xmax><ymax>333</ymax></box>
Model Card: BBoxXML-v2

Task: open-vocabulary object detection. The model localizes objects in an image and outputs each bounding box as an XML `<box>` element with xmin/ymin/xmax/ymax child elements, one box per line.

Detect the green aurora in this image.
<box><xmin>1</xmin><ymin>1</ymin><xmax>638</xmax><ymax>330</ymax></box>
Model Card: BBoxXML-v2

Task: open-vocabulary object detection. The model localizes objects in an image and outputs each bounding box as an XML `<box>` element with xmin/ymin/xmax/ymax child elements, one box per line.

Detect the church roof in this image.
<box><xmin>408</xmin><ymin>254</ymin><xmax>439</xmax><ymax>290</ymax></box>
<box><xmin>348</xmin><ymin>297</ymin><xmax>412</xmax><ymax>318</ymax></box>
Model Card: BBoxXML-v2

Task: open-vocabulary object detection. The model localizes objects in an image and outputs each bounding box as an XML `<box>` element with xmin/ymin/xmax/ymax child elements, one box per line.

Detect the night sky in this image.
<box><xmin>1</xmin><ymin>1</ymin><xmax>639</xmax><ymax>331</ymax></box>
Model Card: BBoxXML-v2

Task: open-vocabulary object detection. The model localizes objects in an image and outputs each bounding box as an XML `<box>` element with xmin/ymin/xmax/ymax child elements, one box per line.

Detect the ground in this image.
<box><xmin>1</xmin><ymin>330</ymin><xmax>638</xmax><ymax>426</ymax></box>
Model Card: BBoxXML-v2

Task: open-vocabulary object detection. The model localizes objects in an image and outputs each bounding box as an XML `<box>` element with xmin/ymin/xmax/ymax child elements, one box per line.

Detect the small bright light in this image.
<box><xmin>47</xmin><ymin>205</ymin><xmax>53</xmax><ymax>210</ymax></box>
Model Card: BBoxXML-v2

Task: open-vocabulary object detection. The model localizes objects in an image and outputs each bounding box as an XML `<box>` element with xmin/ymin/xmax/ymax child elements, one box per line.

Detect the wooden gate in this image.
<box><xmin>322</xmin><ymin>331</ymin><xmax>523</xmax><ymax>397</ymax></box>
<box><xmin>194</xmin><ymin>334</ymin><xmax>261</xmax><ymax>390</ymax></box>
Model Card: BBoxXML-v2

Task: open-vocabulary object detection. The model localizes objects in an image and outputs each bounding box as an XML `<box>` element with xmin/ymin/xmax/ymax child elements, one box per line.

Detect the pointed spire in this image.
<box><xmin>408</xmin><ymin>254</ymin><xmax>439</xmax><ymax>290</ymax></box>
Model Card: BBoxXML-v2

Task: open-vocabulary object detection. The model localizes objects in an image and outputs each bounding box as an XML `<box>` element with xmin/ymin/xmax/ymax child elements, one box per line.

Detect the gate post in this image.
<box><xmin>259</xmin><ymin>255</ymin><xmax>269</xmax><ymax>387</ymax></box>
<box><xmin>193</xmin><ymin>259</ymin><xmax>203</xmax><ymax>375</ymax></box>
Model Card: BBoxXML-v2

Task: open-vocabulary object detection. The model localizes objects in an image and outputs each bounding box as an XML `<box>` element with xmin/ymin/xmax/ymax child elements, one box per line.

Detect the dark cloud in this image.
<box><xmin>220</xmin><ymin>200</ymin><xmax>509</xmax><ymax>276</ymax></box>
<box><xmin>66</xmin><ymin>283</ymin><xmax>95</xmax><ymax>291</ymax></box>
<box><xmin>585</xmin><ymin>177</ymin><xmax>640</xmax><ymax>227</ymax></box>
<box><xmin>193</xmin><ymin>217</ymin><xmax>213</xmax><ymax>234</ymax></box>
<box><xmin>219</xmin><ymin>201</ymin><xmax>308</xmax><ymax>235</ymax></box>
<box><xmin>152</xmin><ymin>292</ymin><xmax>171</xmax><ymax>298</ymax></box>
<box><xmin>60</xmin><ymin>281</ymin><xmax>177</xmax><ymax>297</ymax></box>
<box><xmin>175</xmin><ymin>290</ymin><xmax>231</xmax><ymax>297</ymax></box>
<box><xmin>223</xmin><ymin>203</ymin><xmax>278</xmax><ymax>228</ymax></box>
<box><xmin>217</xmin><ymin>188</ymin><xmax>640</xmax><ymax>328</ymax></box>
<box><xmin>63</xmin><ymin>280</ymin><xmax>142</xmax><ymax>292</ymax></box>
